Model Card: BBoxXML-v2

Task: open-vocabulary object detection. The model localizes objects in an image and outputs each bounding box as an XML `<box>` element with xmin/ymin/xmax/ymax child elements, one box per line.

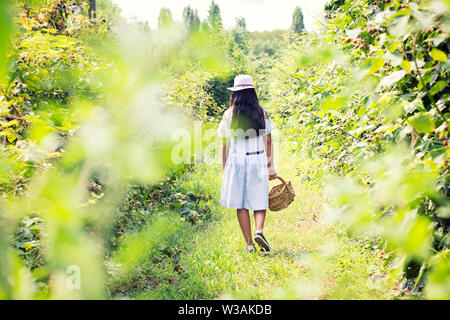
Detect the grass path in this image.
<box><xmin>117</xmin><ymin>141</ymin><xmax>400</xmax><ymax>300</ymax></box>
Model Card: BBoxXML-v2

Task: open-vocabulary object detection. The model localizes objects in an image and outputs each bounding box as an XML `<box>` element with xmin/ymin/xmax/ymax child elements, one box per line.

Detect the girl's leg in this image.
<box><xmin>254</xmin><ymin>210</ymin><xmax>266</xmax><ymax>234</ymax></box>
<box><xmin>253</xmin><ymin>210</ymin><xmax>270</xmax><ymax>251</ymax></box>
<box><xmin>237</xmin><ymin>209</ymin><xmax>253</xmax><ymax>246</ymax></box>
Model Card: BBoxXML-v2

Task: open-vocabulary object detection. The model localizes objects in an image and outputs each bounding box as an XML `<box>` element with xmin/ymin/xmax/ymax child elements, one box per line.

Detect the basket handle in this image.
<box><xmin>273</xmin><ymin>175</ymin><xmax>287</xmax><ymax>185</ymax></box>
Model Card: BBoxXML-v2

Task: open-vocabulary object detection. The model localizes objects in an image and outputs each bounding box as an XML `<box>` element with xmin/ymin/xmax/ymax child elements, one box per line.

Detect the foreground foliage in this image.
<box><xmin>0</xmin><ymin>0</ymin><xmax>448</xmax><ymax>300</ymax></box>
<box><xmin>0</xmin><ymin>0</ymin><xmax>224</xmax><ymax>299</ymax></box>
<box><xmin>269</xmin><ymin>0</ymin><xmax>449</xmax><ymax>298</ymax></box>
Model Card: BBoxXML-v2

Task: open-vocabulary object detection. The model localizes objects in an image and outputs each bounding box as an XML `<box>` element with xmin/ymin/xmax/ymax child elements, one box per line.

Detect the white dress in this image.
<box><xmin>217</xmin><ymin>108</ymin><xmax>276</xmax><ymax>210</ymax></box>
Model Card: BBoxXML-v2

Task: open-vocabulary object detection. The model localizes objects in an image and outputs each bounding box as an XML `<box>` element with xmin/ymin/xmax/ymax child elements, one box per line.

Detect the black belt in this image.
<box><xmin>246</xmin><ymin>150</ymin><xmax>264</xmax><ymax>155</ymax></box>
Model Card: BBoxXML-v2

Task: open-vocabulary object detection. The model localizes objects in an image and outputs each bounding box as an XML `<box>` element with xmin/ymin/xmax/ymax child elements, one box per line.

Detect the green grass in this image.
<box><xmin>111</xmin><ymin>142</ymin><xmax>400</xmax><ymax>300</ymax></box>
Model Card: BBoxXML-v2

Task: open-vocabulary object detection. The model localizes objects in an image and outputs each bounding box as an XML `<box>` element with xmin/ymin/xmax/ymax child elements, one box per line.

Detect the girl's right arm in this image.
<box><xmin>222</xmin><ymin>138</ymin><xmax>229</xmax><ymax>171</ymax></box>
<box><xmin>265</xmin><ymin>133</ymin><xmax>277</xmax><ymax>180</ymax></box>
<box><xmin>263</xmin><ymin>110</ymin><xmax>277</xmax><ymax>180</ymax></box>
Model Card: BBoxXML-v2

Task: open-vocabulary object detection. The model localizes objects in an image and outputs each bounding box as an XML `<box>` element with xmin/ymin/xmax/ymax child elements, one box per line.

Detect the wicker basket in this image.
<box><xmin>268</xmin><ymin>175</ymin><xmax>295</xmax><ymax>211</ymax></box>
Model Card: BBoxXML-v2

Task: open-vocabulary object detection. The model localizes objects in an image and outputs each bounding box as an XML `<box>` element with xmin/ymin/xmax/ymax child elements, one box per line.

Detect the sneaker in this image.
<box><xmin>254</xmin><ymin>232</ymin><xmax>270</xmax><ymax>252</ymax></box>
<box><xmin>246</xmin><ymin>245</ymin><xmax>256</xmax><ymax>253</ymax></box>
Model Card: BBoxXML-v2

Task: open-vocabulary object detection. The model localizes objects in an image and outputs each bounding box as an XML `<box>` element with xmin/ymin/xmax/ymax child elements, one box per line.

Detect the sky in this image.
<box><xmin>110</xmin><ymin>0</ymin><xmax>330</xmax><ymax>32</ymax></box>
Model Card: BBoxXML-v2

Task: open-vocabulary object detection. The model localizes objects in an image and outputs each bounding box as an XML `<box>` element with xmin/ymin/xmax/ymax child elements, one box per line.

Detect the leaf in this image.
<box><xmin>434</xmin><ymin>122</ymin><xmax>448</xmax><ymax>134</ymax></box>
<box><xmin>0</xmin><ymin>0</ymin><xmax>13</xmax><ymax>81</ymax></box>
<box><xmin>430</xmin><ymin>81</ymin><xmax>447</xmax><ymax>96</ymax></box>
<box><xmin>401</xmin><ymin>60</ymin><xmax>411</xmax><ymax>73</ymax></box>
<box><xmin>403</xmin><ymin>98</ymin><xmax>422</xmax><ymax>114</ymax></box>
<box><xmin>357</xmin><ymin>105</ymin><xmax>366</xmax><ymax>117</ymax></box>
<box><xmin>410</xmin><ymin>128</ymin><xmax>420</xmax><ymax>149</ymax></box>
<box><xmin>430</xmin><ymin>148</ymin><xmax>447</xmax><ymax>167</ymax></box>
<box><xmin>6</xmin><ymin>131</ymin><xmax>16</xmax><ymax>143</ymax></box>
<box><xmin>377</xmin><ymin>70</ymin><xmax>406</xmax><ymax>90</ymax></box>
<box><xmin>3</xmin><ymin>119</ymin><xmax>19</xmax><ymax>127</ymax></box>
<box><xmin>369</xmin><ymin>57</ymin><xmax>385</xmax><ymax>74</ymax></box>
<box><xmin>430</xmin><ymin>48</ymin><xmax>447</xmax><ymax>62</ymax></box>
<box><xmin>437</xmin><ymin>207</ymin><xmax>450</xmax><ymax>219</ymax></box>
<box><xmin>398</xmin><ymin>125</ymin><xmax>413</xmax><ymax>141</ymax></box>
<box><xmin>321</xmin><ymin>96</ymin><xmax>347</xmax><ymax>112</ymax></box>
<box><xmin>433</xmin><ymin>34</ymin><xmax>447</xmax><ymax>47</ymax></box>
<box><xmin>388</xmin><ymin>14</ymin><xmax>410</xmax><ymax>38</ymax></box>
<box><xmin>387</xmin><ymin>41</ymin><xmax>401</xmax><ymax>53</ymax></box>
<box><xmin>378</xmin><ymin>95</ymin><xmax>392</xmax><ymax>105</ymax></box>
<box><xmin>383</xmin><ymin>52</ymin><xmax>401</xmax><ymax>67</ymax></box>
<box><xmin>409</xmin><ymin>112</ymin><xmax>435</xmax><ymax>134</ymax></box>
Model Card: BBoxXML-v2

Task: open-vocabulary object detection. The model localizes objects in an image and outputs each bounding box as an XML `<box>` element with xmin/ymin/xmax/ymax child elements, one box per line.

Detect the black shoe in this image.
<box><xmin>254</xmin><ymin>232</ymin><xmax>270</xmax><ymax>252</ymax></box>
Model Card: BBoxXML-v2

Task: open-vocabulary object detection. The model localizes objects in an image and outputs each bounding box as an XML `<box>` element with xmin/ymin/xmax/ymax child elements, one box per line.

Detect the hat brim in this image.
<box><xmin>227</xmin><ymin>86</ymin><xmax>259</xmax><ymax>91</ymax></box>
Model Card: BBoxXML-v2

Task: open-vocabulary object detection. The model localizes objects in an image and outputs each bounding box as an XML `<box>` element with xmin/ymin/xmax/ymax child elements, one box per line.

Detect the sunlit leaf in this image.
<box><xmin>321</xmin><ymin>96</ymin><xmax>348</xmax><ymax>112</ymax></box>
<box><xmin>401</xmin><ymin>60</ymin><xmax>411</xmax><ymax>73</ymax></box>
<box><xmin>431</xmin><ymin>48</ymin><xmax>447</xmax><ymax>62</ymax></box>
<box><xmin>377</xmin><ymin>70</ymin><xmax>406</xmax><ymax>90</ymax></box>
<box><xmin>369</xmin><ymin>57</ymin><xmax>385</xmax><ymax>74</ymax></box>
<box><xmin>409</xmin><ymin>112</ymin><xmax>435</xmax><ymax>134</ymax></box>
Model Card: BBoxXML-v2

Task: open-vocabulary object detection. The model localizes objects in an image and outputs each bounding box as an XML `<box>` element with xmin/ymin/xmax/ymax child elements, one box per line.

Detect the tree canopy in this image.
<box><xmin>183</xmin><ymin>6</ymin><xmax>201</xmax><ymax>33</ymax></box>
<box><xmin>207</xmin><ymin>1</ymin><xmax>223</xmax><ymax>30</ymax></box>
<box><xmin>158</xmin><ymin>7</ymin><xmax>174</xmax><ymax>29</ymax></box>
<box><xmin>291</xmin><ymin>6</ymin><xmax>305</xmax><ymax>34</ymax></box>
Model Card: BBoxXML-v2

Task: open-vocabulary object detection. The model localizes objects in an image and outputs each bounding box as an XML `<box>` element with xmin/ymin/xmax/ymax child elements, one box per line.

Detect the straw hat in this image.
<box><xmin>227</xmin><ymin>75</ymin><xmax>259</xmax><ymax>91</ymax></box>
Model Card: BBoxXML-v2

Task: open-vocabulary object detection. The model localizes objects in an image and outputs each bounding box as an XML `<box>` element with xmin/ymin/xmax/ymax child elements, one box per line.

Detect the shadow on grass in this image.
<box><xmin>255</xmin><ymin>247</ymin><xmax>311</xmax><ymax>259</ymax></box>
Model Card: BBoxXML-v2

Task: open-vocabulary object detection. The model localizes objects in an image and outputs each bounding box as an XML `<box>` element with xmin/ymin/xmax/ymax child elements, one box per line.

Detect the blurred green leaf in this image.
<box><xmin>0</xmin><ymin>0</ymin><xmax>13</xmax><ymax>81</ymax></box>
<box><xmin>409</xmin><ymin>112</ymin><xmax>435</xmax><ymax>134</ymax></box>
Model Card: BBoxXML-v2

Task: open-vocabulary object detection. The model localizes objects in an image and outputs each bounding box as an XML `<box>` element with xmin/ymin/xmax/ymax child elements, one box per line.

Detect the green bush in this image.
<box><xmin>269</xmin><ymin>0</ymin><xmax>449</xmax><ymax>298</ymax></box>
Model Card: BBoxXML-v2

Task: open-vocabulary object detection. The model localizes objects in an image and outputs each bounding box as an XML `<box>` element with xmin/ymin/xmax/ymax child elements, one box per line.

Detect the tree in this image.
<box><xmin>183</xmin><ymin>6</ymin><xmax>200</xmax><ymax>33</ymax></box>
<box><xmin>227</xmin><ymin>17</ymin><xmax>249</xmax><ymax>73</ymax></box>
<box><xmin>88</xmin><ymin>0</ymin><xmax>96</xmax><ymax>19</ymax></box>
<box><xmin>96</xmin><ymin>0</ymin><xmax>124</xmax><ymax>24</ymax></box>
<box><xmin>291</xmin><ymin>6</ymin><xmax>305</xmax><ymax>35</ymax></box>
<box><xmin>207</xmin><ymin>1</ymin><xmax>223</xmax><ymax>30</ymax></box>
<box><xmin>201</xmin><ymin>20</ymin><xmax>210</xmax><ymax>33</ymax></box>
<box><xmin>232</xmin><ymin>17</ymin><xmax>249</xmax><ymax>53</ymax></box>
<box><xmin>158</xmin><ymin>7</ymin><xmax>173</xmax><ymax>29</ymax></box>
<box><xmin>236</xmin><ymin>17</ymin><xmax>246</xmax><ymax>29</ymax></box>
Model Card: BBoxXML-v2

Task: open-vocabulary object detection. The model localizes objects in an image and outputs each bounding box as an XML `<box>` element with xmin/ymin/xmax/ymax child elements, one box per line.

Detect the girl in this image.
<box><xmin>217</xmin><ymin>75</ymin><xmax>277</xmax><ymax>252</ymax></box>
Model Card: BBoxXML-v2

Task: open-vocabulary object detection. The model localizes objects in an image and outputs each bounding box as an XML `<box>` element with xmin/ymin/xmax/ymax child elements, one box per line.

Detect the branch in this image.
<box><xmin>0</xmin><ymin>115</ymin><xmax>29</xmax><ymax>122</ymax></box>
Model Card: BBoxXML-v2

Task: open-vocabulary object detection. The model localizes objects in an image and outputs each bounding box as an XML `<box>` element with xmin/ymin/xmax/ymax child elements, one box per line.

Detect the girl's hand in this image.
<box><xmin>268</xmin><ymin>165</ymin><xmax>277</xmax><ymax>180</ymax></box>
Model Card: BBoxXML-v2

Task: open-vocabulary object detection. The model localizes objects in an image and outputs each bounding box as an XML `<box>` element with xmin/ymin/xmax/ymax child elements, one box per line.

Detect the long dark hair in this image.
<box><xmin>230</xmin><ymin>88</ymin><xmax>265</xmax><ymax>137</ymax></box>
